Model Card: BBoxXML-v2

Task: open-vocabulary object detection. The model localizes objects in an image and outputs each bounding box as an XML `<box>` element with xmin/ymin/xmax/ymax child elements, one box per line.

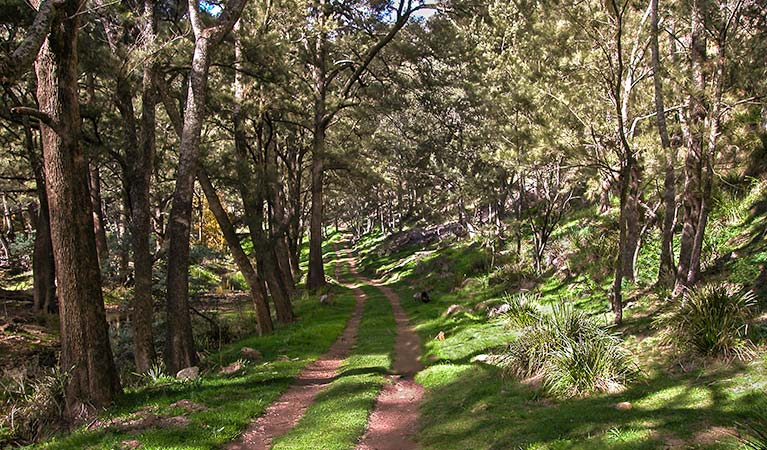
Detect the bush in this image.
<box><xmin>655</xmin><ymin>283</ymin><xmax>757</xmax><ymax>360</ymax></box>
<box><xmin>500</xmin><ymin>304</ymin><xmax>637</xmax><ymax>398</ymax></box>
<box><xmin>488</xmin><ymin>263</ymin><xmax>537</xmax><ymax>290</ymax></box>
<box><xmin>0</xmin><ymin>365</ymin><xmax>67</xmax><ymax>446</ymax></box>
<box><xmin>737</xmin><ymin>398</ymin><xmax>767</xmax><ymax>450</ymax></box>
<box><xmin>498</xmin><ymin>292</ymin><xmax>541</xmax><ymax>327</ymax></box>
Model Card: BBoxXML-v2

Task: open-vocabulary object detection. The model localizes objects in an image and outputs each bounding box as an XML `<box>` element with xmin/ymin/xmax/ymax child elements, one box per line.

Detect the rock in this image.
<box><xmin>471</xmin><ymin>354</ymin><xmax>491</xmax><ymax>363</ymax></box>
<box><xmin>220</xmin><ymin>361</ymin><xmax>243</xmax><ymax>375</ymax></box>
<box><xmin>240</xmin><ymin>347</ymin><xmax>263</xmax><ymax>361</ymax></box>
<box><xmin>615</xmin><ymin>401</ymin><xmax>633</xmax><ymax>410</ymax></box>
<box><xmin>319</xmin><ymin>294</ymin><xmax>331</xmax><ymax>305</ymax></box>
<box><xmin>175</xmin><ymin>366</ymin><xmax>199</xmax><ymax>381</ymax></box>
<box><xmin>159</xmin><ymin>415</ymin><xmax>191</xmax><ymax>427</ymax></box>
<box><xmin>114</xmin><ymin>412</ymin><xmax>159</xmax><ymax>431</ymax></box>
<box><xmin>168</xmin><ymin>400</ymin><xmax>206</xmax><ymax>413</ymax></box>
<box><xmin>443</xmin><ymin>304</ymin><xmax>467</xmax><ymax>317</ymax></box>
<box><xmin>435</xmin><ymin>331</ymin><xmax>446</xmax><ymax>341</ymax></box>
<box><xmin>120</xmin><ymin>440</ymin><xmax>142</xmax><ymax>449</ymax></box>
<box><xmin>413</xmin><ymin>292</ymin><xmax>421</xmax><ymax>300</ymax></box>
<box><xmin>488</xmin><ymin>303</ymin><xmax>512</xmax><ymax>318</ymax></box>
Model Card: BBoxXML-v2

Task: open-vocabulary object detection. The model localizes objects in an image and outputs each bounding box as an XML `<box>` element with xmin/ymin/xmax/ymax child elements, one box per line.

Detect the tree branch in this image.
<box><xmin>0</xmin><ymin>0</ymin><xmax>64</xmax><ymax>85</ymax></box>
<box><xmin>10</xmin><ymin>106</ymin><xmax>61</xmax><ymax>134</ymax></box>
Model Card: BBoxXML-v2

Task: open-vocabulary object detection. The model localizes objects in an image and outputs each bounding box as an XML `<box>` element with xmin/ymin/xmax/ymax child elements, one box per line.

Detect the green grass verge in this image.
<box><xmin>30</xmin><ymin>248</ymin><xmax>355</xmax><ymax>450</ymax></box>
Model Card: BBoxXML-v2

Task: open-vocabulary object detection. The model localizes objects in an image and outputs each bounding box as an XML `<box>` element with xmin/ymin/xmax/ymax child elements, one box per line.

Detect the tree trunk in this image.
<box><xmin>34</xmin><ymin>0</ymin><xmax>121</xmax><ymax>414</ymax></box>
<box><xmin>2</xmin><ymin>194</ymin><xmax>14</xmax><ymax>241</ymax></box>
<box><xmin>651</xmin><ymin>0</ymin><xmax>677</xmax><ymax>285</ymax></box>
<box><xmin>307</xmin><ymin>113</ymin><xmax>327</xmax><ymax>290</ymax></box>
<box><xmin>622</xmin><ymin>162</ymin><xmax>640</xmax><ymax>281</ymax></box>
<box><xmin>122</xmin><ymin>0</ymin><xmax>159</xmax><ymax>373</ymax></box>
<box><xmin>33</xmin><ymin>188</ymin><xmax>56</xmax><ymax>313</ymax></box>
<box><xmin>233</xmin><ymin>141</ymin><xmax>294</xmax><ymax>324</ymax></box>
<box><xmin>164</xmin><ymin>35</ymin><xmax>212</xmax><ymax>374</ymax></box>
<box><xmin>16</xmin><ymin>96</ymin><xmax>57</xmax><ymax>313</ymax></box>
<box><xmin>674</xmin><ymin>0</ymin><xmax>706</xmax><ymax>295</ymax></box>
<box><xmin>89</xmin><ymin>163</ymin><xmax>109</xmax><ymax>269</ymax></box>
<box><xmin>265</xmin><ymin>130</ymin><xmax>295</xmax><ymax>296</ymax></box>
<box><xmin>198</xmin><ymin>169</ymin><xmax>273</xmax><ymax>335</ymax></box>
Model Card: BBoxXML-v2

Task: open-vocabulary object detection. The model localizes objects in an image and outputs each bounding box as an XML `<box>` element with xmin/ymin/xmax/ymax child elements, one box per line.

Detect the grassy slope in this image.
<box><xmin>353</xmin><ymin>182</ymin><xmax>767</xmax><ymax>450</ymax></box>
<box><xmin>31</xmin><ymin>235</ymin><xmax>357</xmax><ymax>450</ymax></box>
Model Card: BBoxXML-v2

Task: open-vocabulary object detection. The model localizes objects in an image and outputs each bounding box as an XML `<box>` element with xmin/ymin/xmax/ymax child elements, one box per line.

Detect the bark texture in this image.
<box><xmin>34</xmin><ymin>0</ymin><xmax>120</xmax><ymax>415</ymax></box>
<box><xmin>164</xmin><ymin>0</ymin><xmax>248</xmax><ymax>373</ymax></box>
<box><xmin>198</xmin><ymin>169</ymin><xmax>274</xmax><ymax>335</ymax></box>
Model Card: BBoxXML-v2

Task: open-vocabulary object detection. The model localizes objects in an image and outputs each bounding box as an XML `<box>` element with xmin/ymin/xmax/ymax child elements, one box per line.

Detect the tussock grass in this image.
<box><xmin>656</xmin><ymin>283</ymin><xmax>757</xmax><ymax>360</ymax></box>
<box><xmin>499</xmin><ymin>303</ymin><xmax>637</xmax><ymax>397</ymax></box>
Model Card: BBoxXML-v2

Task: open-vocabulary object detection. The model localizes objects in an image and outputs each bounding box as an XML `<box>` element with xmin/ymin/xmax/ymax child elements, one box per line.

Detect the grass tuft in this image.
<box><xmin>499</xmin><ymin>303</ymin><xmax>637</xmax><ymax>398</ymax></box>
<box><xmin>655</xmin><ymin>283</ymin><xmax>757</xmax><ymax>360</ymax></box>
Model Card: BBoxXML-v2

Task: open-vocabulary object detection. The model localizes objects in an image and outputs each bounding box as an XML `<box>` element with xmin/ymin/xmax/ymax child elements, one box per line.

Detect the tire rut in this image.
<box><xmin>227</xmin><ymin>245</ymin><xmax>366</xmax><ymax>450</ymax></box>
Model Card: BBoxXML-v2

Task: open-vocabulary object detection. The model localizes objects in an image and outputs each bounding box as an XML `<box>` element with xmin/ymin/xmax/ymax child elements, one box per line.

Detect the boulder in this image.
<box><xmin>219</xmin><ymin>361</ymin><xmax>243</xmax><ymax>375</ymax></box>
<box><xmin>615</xmin><ymin>402</ymin><xmax>633</xmax><ymax>410</ymax></box>
<box><xmin>120</xmin><ymin>440</ymin><xmax>143</xmax><ymax>449</ymax></box>
<box><xmin>175</xmin><ymin>366</ymin><xmax>199</xmax><ymax>381</ymax></box>
<box><xmin>443</xmin><ymin>304</ymin><xmax>467</xmax><ymax>317</ymax></box>
<box><xmin>240</xmin><ymin>347</ymin><xmax>263</xmax><ymax>361</ymax></box>
<box><xmin>488</xmin><ymin>303</ymin><xmax>512</xmax><ymax>318</ymax></box>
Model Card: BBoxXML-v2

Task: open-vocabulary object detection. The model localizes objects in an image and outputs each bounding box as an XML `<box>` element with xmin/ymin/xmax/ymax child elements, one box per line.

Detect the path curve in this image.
<box><xmin>227</xmin><ymin>245</ymin><xmax>365</xmax><ymax>450</ymax></box>
<box><xmin>348</xmin><ymin>245</ymin><xmax>424</xmax><ymax>450</ymax></box>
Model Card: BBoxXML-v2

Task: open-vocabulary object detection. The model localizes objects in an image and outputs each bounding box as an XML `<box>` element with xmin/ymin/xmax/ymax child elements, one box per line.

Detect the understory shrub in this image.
<box><xmin>488</xmin><ymin>263</ymin><xmax>537</xmax><ymax>290</ymax></box>
<box><xmin>498</xmin><ymin>292</ymin><xmax>541</xmax><ymax>327</ymax></box>
<box><xmin>499</xmin><ymin>303</ymin><xmax>637</xmax><ymax>398</ymax></box>
<box><xmin>655</xmin><ymin>283</ymin><xmax>757</xmax><ymax>360</ymax></box>
<box><xmin>0</xmin><ymin>365</ymin><xmax>67</xmax><ymax>446</ymax></box>
<box><xmin>737</xmin><ymin>398</ymin><xmax>767</xmax><ymax>450</ymax></box>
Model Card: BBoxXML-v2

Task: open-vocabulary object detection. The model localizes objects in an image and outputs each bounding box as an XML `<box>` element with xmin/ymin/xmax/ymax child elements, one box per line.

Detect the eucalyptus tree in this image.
<box><xmin>93</xmin><ymin>0</ymin><xmax>160</xmax><ymax>373</ymax></box>
<box><xmin>164</xmin><ymin>0</ymin><xmax>248</xmax><ymax>374</ymax></box>
<box><xmin>3</xmin><ymin>0</ymin><xmax>121</xmax><ymax>414</ymax></box>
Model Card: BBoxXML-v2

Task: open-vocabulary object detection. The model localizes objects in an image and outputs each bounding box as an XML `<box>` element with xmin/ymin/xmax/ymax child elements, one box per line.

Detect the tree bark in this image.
<box><xmin>34</xmin><ymin>0</ymin><xmax>120</xmax><ymax>415</ymax></box>
<box><xmin>89</xmin><ymin>163</ymin><xmax>109</xmax><ymax>269</ymax></box>
<box><xmin>232</xmin><ymin>127</ymin><xmax>295</xmax><ymax>324</ymax></box>
<box><xmin>307</xmin><ymin>37</ymin><xmax>328</xmax><ymax>290</ymax></box>
<box><xmin>165</xmin><ymin>0</ymin><xmax>248</xmax><ymax>373</ymax></box>
<box><xmin>651</xmin><ymin>0</ymin><xmax>677</xmax><ymax>285</ymax></box>
<box><xmin>198</xmin><ymin>169</ymin><xmax>273</xmax><ymax>335</ymax></box>
<box><xmin>13</xmin><ymin>93</ymin><xmax>58</xmax><ymax>313</ymax></box>
<box><xmin>266</xmin><ymin>134</ymin><xmax>296</xmax><ymax>296</ymax></box>
<box><xmin>674</xmin><ymin>0</ymin><xmax>706</xmax><ymax>295</ymax></box>
<box><xmin>622</xmin><ymin>163</ymin><xmax>640</xmax><ymax>281</ymax></box>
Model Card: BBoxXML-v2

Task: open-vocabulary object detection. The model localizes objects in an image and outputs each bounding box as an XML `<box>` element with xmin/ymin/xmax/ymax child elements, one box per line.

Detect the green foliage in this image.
<box><xmin>488</xmin><ymin>262</ymin><xmax>537</xmax><ymax>290</ymax></box>
<box><xmin>500</xmin><ymin>304</ymin><xmax>637</xmax><ymax>398</ymax></box>
<box><xmin>497</xmin><ymin>292</ymin><xmax>541</xmax><ymax>327</ymax></box>
<box><xmin>655</xmin><ymin>283</ymin><xmax>758</xmax><ymax>360</ymax></box>
<box><xmin>189</xmin><ymin>265</ymin><xmax>222</xmax><ymax>295</ymax></box>
<box><xmin>738</xmin><ymin>399</ymin><xmax>767</xmax><ymax>450</ymax></box>
<box><xmin>7</xmin><ymin>234</ymin><xmax>35</xmax><ymax>271</ymax></box>
<box><xmin>0</xmin><ymin>366</ymin><xmax>67</xmax><ymax>446</ymax></box>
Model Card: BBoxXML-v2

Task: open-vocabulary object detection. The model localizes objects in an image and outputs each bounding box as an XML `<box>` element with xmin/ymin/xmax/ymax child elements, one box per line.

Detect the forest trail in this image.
<box><xmin>227</xmin><ymin>242</ymin><xmax>423</xmax><ymax>449</ymax></box>
<box><xmin>226</xmin><ymin>246</ymin><xmax>367</xmax><ymax>450</ymax></box>
<box><xmin>346</xmin><ymin>242</ymin><xmax>424</xmax><ymax>450</ymax></box>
